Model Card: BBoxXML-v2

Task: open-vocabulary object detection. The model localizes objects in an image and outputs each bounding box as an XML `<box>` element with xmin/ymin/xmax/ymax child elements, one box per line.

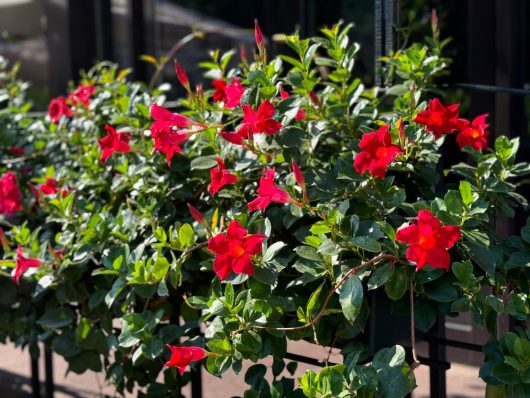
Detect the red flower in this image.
<box><xmin>150</xmin><ymin>103</ymin><xmax>203</xmax><ymax>130</ymax></box>
<box><xmin>354</xmin><ymin>125</ymin><xmax>402</xmax><ymax>179</ymax></box>
<box><xmin>395</xmin><ymin>209</ymin><xmax>461</xmax><ymax>271</ymax></box>
<box><xmin>175</xmin><ymin>60</ymin><xmax>190</xmax><ymax>91</ymax></box>
<box><xmin>151</xmin><ymin>127</ymin><xmax>190</xmax><ymax>165</ymax></box>
<box><xmin>0</xmin><ymin>172</ymin><xmax>22</xmax><ymax>215</ymax></box>
<box><xmin>164</xmin><ymin>345</ymin><xmax>207</xmax><ymax>375</ymax></box>
<box><xmin>208</xmin><ymin>158</ymin><xmax>238</xmax><ymax>196</ymax></box>
<box><xmin>48</xmin><ymin>96</ymin><xmax>73</xmax><ymax>123</ymax></box>
<box><xmin>248</xmin><ymin>169</ymin><xmax>296</xmax><ymax>213</ymax></box>
<box><xmin>212</xmin><ymin>78</ymin><xmax>245</xmax><ymax>109</ymax></box>
<box><xmin>280</xmin><ymin>87</ymin><xmax>305</xmax><ymax>120</ymax></box>
<box><xmin>98</xmin><ymin>124</ymin><xmax>131</xmax><ymax>162</ymax></box>
<box><xmin>254</xmin><ymin>19</ymin><xmax>264</xmax><ymax>49</ymax></box>
<box><xmin>13</xmin><ymin>246</ymin><xmax>42</xmax><ymax>284</ymax></box>
<box><xmin>456</xmin><ymin>114</ymin><xmax>489</xmax><ymax>150</ymax></box>
<box><xmin>207</xmin><ymin>220</ymin><xmax>267</xmax><ymax>280</ymax></box>
<box><xmin>212</xmin><ymin>79</ymin><xmax>227</xmax><ymax>102</ymax></box>
<box><xmin>68</xmin><ymin>85</ymin><xmax>95</xmax><ymax>107</ymax></box>
<box><xmin>414</xmin><ymin>98</ymin><xmax>466</xmax><ymax>139</ymax></box>
<box><xmin>8</xmin><ymin>147</ymin><xmax>24</xmax><ymax>156</ymax></box>
<box><xmin>40</xmin><ymin>178</ymin><xmax>60</xmax><ymax>195</ymax></box>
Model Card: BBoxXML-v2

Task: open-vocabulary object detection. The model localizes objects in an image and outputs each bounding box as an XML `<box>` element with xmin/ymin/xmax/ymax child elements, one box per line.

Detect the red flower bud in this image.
<box><xmin>175</xmin><ymin>60</ymin><xmax>190</xmax><ymax>91</ymax></box>
<box><xmin>240</xmin><ymin>43</ymin><xmax>248</xmax><ymax>62</ymax></box>
<box><xmin>254</xmin><ymin>19</ymin><xmax>264</xmax><ymax>49</ymax></box>
<box><xmin>187</xmin><ymin>203</ymin><xmax>205</xmax><ymax>224</ymax></box>
<box><xmin>291</xmin><ymin>160</ymin><xmax>305</xmax><ymax>187</ymax></box>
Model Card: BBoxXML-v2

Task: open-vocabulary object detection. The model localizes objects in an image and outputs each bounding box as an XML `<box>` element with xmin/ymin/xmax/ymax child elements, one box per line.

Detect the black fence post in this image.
<box><xmin>30</xmin><ymin>350</ymin><xmax>40</xmax><ymax>398</ymax></box>
<box><xmin>44</xmin><ymin>347</ymin><xmax>54</xmax><ymax>398</ymax></box>
<box><xmin>429</xmin><ymin>314</ymin><xmax>447</xmax><ymax>398</ymax></box>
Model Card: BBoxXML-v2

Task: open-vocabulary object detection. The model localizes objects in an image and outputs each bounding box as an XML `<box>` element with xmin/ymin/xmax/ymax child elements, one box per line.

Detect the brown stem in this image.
<box><xmin>409</xmin><ymin>278</ymin><xmax>420</xmax><ymax>369</ymax></box>
<box><xmin>148</xmin><ymin>31</ymin><xmax>203</xmax><ymax>91</ymax></box>
<box><xmin>232</xmin><ymin>253</ymin><xmax>398</xmax><ymax>335</ymax></box>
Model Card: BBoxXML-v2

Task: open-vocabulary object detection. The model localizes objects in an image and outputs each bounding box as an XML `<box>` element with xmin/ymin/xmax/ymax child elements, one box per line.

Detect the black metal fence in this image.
<box><xmin>15</xmin><ymin>0</ymin><xmax>530</xmax><ymax>397</ymax></box>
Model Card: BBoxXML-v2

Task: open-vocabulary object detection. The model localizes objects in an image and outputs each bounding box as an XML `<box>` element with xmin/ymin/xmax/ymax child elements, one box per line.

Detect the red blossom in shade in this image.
<box><xmin>456</xmin><ymin>114</ymin><xmax>489</xmax><ymax>150</ymax></box>
<box><xmin>48</xmin><ymin>96</ymin><xmax>73</xmax><ymax>123</ymax></box>
<box><xmin>395</xmin><ymin>209</ymin><xmax>461</xmax><ymax>272</ymax></box>
<box><xmin>175</xmin><ymin>60</ymin><xmax>190</xmax><ymax>91</ymax></box>
<box><xmin>13</xmin><ymin>246</ymin><xmax>42</xmax><ymax>284</ymax></box>
<box><xmin>8</xmin><ymin>147</ymin><xmax>24</xmax><ymax>156</ymax></box>
<box><xmin>242</xmin><ymin>100</ymin><xmax>282</xmax><ymax>135</ymax></box>
<box><xmin>248</xmin><ymin>169</ymin><xmax>296</xmax><ymax>213</ymax></box>
<box><xmin>151</xmin><ymin>127</ymin><xmax>190</xmax><ymax>165</ymax></box>
<box><xmin>212</xmin><ymin>78</ymin><xmax>245</xmax><ymax>109</ymax></box>
<box><xmin>40</xmin><ymin>178</ymin><xmax>60</xmax><ymax>195</ymax></box>
<box><xmin>254</xmin><ymin>19</ymin><xmax>264</xmax><ymax>48</ymax></box>
<box><xmin>279</xmin><ymin>87</ymin><xmax>305</xmax><ymax>120</ymax></box>
<box><xmin>353</xmin><ymin>125</ymin><xmax>402</xmax><ymax>179</ymax></box>
<box><xmin>164</xmin><ymin>345</ymin><xmax>207</xmax><ymax>375</ymax></box>
<box><xmin>207</xmin><ymin>220</ymin><xmax>267</xmax><ymax>280</ymax></box>
<box><xmin>68</xmin><ymin>85</ymin><xmax>95</xmax><ymax>107</ymax></box>
<box><xmin>208</xmin><ymin>157</ymin><xmax>238</xmax><ymax>196</ymax></box>
<box><xmin>220</xmin><ymin>100</ymin><xmax>282</xmax><ymax>146</ymax></box>
<box><xmin>98</xmin><ymin>124</ymin><xmax>132</xmax><ymax>162</ymax></box>
<box><xmin>212</xmin><ymin>79</ymin><xmax>227</xmax><ymax>102</ymax></box>
<box><xmin>0</xmin><ymin>172</ymin><xmax>22</xmax><ymax>215</ymax></box>
<box><xmin>414</xmin><ymin>98</ymin><xmax>466</xmax><ymax>139</ymax></box>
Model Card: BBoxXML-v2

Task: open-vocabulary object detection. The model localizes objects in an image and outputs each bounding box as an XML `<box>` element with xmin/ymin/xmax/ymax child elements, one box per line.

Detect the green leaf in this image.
<box><xmin>414</xmin><ymin>299</ymin><xmax>437</xmax><ymax>332</ymax></box>
<box><xmin>372</xmin><ymin>345</ymin><xmax>406</xmax><ymax>369</ymax></box>
<box><xmin>350</xmin><ymin>236</ymin><xmax>381</xmax><ymax>252</ymax></box>
<box><xmin>339</xmin><ymin>276</ymin><xmax>363</xmax><ymax>324</ymax></box>
<box><xmin>245</xmin><ymin>364</ymin><xmax>267</xmax><ymax>386</ymax></box>
<box><xmin>153</xmin><ymin>256</ymin><xmax>170</xmax><ymax>281</ymax></box>
<box><xmin>190</xmin><ymin>155</ymin><xmax>219</xmax><ymax>170</ymax></box>
<box><xmin>385</xmin><ymin>268</ymin><xmax>408</xmax><ymax>301</ymax></box>
<box><xmin>377</xmin><ymin>367</ymin><xmax>413</xmax><ymax>398</ymax></box>
<box><xmin>492</xmin><ymin>363</ymin><xmax>519</xmax><ymax>385</ymax></box>
<box><xmin>207</xmin><ymin>337</ymin><xmax>232</xmax><ymax>355</ymax></box>
<box><xmin>310</xmin><ymin>221</ymin><xmax>332</xmax><ymax>235</ymax></box>
<box><xmin>179</xmin><ymin>223</ymin><xmax>195</xmax><ymax>247</ymax></box>
<box><xmin>367</xmin><ymin>264</ymin><xmax>394</xmax><ymax>290</ymax></box>
<box><xmin>38</xmin><ymin>307</ymin><xmax>76</xmax><ymax>330</ymax></box>
<box><xmin>425</xmin><ymin>280</ymin><xmax>458</xmax><ymax>303</ymax></box>
<box><xmin>459</xmin><ymin>181</ymin><xmax>474</xmax><ymax>207</ymax></box>
<box><xmin>263</xmin><ymin>242</ymin><xmax>286</xmax><ymax>262</ymax></box>
<box><xmin>513</xmin><ymin>338</ymin><xmax>530</xmax><ymax>362</ymax></box>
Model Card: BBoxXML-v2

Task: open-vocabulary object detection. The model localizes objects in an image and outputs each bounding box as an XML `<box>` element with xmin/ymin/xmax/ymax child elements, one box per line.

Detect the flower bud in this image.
<box><xmin>175</xmin><ymin>60</ymin><xmax>190</xmax><ymax>91</ymax></box>
<box><xmin>254</xmin><ymin>19</ymin><xmax>264</xmax><ymax>49</ymax></box>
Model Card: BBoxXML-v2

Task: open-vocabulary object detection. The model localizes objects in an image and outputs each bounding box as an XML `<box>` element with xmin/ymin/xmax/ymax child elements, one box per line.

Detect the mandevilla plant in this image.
<box><xmin>1</xmin><ymin>16</ymin><xmax>530</xmax><ymax>398</ymax></box>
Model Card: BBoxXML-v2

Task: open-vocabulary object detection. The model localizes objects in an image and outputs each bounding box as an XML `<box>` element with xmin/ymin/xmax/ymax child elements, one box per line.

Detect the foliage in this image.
<box><xmin>0</xmin><ymin>17</ymin><xmax>530</xmax><ymax>398</ymax></box>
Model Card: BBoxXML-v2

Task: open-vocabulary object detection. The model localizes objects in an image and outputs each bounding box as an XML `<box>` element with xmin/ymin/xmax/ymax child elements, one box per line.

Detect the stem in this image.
<box><xmin>232</xmin><ymin>253</ymin><xmax>398</xmax><ymax>335</ymax></box>
<box><xmin>409</xmin><ymin>278</ymin><xmax>420</xmax><ymax>369</ymax></box>
<box><xmin>148</xmin><ymin>31</ymin><xmax>203</xmax><ymax>91</ymax></box>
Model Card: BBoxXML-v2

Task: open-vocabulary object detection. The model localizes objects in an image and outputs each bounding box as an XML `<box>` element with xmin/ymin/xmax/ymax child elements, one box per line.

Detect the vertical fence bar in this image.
<box><xmin>44</xmin><ymin>347</ymin><xmax>54</xmax><ymax>398</ymax></box>
<box><xmin>374</xmin><ymin>0</ymin><xmax>383</xmax><ymax>86</ymax></box>
<box><xmin>190</xmin><ymin>362</ymin><xmax>203</xmax><ymax>398</ymax></box>
<box><xmin>429</xmin><ymin>314</ymin><xmax>447</xmax><ymax>398</ymax></box>
<box><xmin>30</xmin><ymin>351</ymin><xmax>40</xmax><ymax>398</ymax></box>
